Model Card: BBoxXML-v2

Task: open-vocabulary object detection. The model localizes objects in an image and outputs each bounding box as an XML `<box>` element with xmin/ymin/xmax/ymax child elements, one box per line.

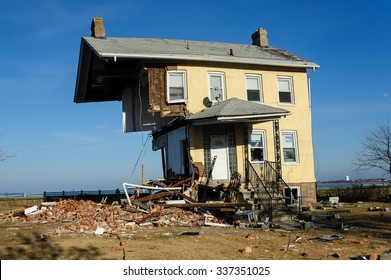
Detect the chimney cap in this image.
<box><xmin>91</xmin><ymin>17</ymin><xmax>106</xmax><ymax>39</ymax></box>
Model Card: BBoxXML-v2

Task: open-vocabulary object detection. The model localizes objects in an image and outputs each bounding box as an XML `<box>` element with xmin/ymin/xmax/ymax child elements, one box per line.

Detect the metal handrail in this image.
<box><xmin>246</xmin><ymin>161</ymin><xmax>270</xmax><ymax>213</ymax></box>
<box><xmin>263</xmin><ymin>160</ymin><xmax>299</xmax><ymax>214</ymax></box>
<box><xmin>247</xmin><ymin>160</ymin><xmax>296</xmax><ymax>217</ymax></box>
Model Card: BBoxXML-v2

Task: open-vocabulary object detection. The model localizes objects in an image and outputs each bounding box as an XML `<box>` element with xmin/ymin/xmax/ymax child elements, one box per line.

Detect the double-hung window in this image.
<box><xmin>208</xmin><ymin>72</ymin><xmax>225</xmax><ymax>102</ymax></box>
<box><xmin>245</xmin><ymin>75</ymin><xmax>262</xmax><ymax>102</ymax></box>
<box><xmin>277</xmin><ymin>76</ymin><xmax>294</xmax><ymax>104</ymax></box>
<box><xmin>249</xmin><ymin>130</ymin><xmax>266</xmax><ymax>163</ymax></box>
<box><xmin>167</xmin><ymin>70</ymin><xmax>187</xmax><ymax>103</ymax></box>
<box><xmin>282</xmin><ymin>131</ymin><xmax>298</xmax><ymax>163</ymax></box>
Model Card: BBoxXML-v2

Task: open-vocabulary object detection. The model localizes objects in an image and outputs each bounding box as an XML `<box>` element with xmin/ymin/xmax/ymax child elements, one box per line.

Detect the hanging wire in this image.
<box><xmin>127</xmin><ymin>133</ymin><xmax>151</xmax><ymax>183</ymax></box>
<box><xmin>127</xmin><ymin>78</ymin><xmax>150</xmax><ymax>183</ymax></box>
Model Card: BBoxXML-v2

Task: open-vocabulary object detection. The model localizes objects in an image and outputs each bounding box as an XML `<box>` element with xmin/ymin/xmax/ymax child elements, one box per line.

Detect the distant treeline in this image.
<box><xmin>317</xmin><ymin>185</ymin><xmax>391</xmax><ymax>202</ymax></box>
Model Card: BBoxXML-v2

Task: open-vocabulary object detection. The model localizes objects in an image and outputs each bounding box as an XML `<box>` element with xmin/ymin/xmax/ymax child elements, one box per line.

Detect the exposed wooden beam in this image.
<box><xmin>157</xmin><ymin>202</ymin><xmax>250</xmax><ymax>209</ymax></box>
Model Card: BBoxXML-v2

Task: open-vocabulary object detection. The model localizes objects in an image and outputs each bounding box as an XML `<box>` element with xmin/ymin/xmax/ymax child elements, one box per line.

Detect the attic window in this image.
<box><xmin>167</xmin><ymin>70</ymin><xmax>187</xmax><ymax>103</ymax></box>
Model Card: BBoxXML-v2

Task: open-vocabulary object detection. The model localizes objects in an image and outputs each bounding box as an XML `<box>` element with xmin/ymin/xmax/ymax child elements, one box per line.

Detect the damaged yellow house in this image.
<box><xmin>74</xmin><ymin>18</ymin><xmax>319</xmax><ymax>218</ymax></box>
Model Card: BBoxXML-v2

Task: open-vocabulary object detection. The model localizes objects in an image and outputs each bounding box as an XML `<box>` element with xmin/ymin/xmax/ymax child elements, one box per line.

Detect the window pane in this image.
<box><xmin>169</xmin><ymin>87</ymin><xmax>184</xmax><ymax>100</ymax></box>
<box><xmin>282</xmin><ymin>132</ymin><xmax>297</xmax><ymax>162</ymax></box>
<box><xmin>278</xmin><ymin>79</ymin><xmax>290</xmax><ymax>92</ymax></box>
<box><xmin>210</xmin><ymin>75</ymin><xmax>222</xmax><ymax>88</ymax></box>
<box><xmin>250</xmin><ymin>133</ymin><xmax>263</xmax><ymax>147</ymax></box>
<box><xmin>278</xmin><ymin>78</ymin><xmax>292</xmax><ymax>104</ymax></box>
<box><xmin>168</xmin><ymin>72</ymin><xmax>186</xmax><ymax>102</ymax></box>
<box><xmin>282</xmin><ymin>133</ymin><xmax>295</xmax><ymax>148</ymax></box>
<box><xmin>246</xmin><ymin>77</ymin><xmax>259</xmax><ymax>90</ymax></box>
<box><xmin>211</xmin><ymin>87</ymin><xmax>222</xmax><ymax>100</ymax></box>
<box><xmin>249</xmin><ymin>131</ymin><xmax>265</xmax><ymax>162</ymax></box>
<box><xmin>246</xmin><ymin>76</ymin><xmax>261</xmax><ymax>102</ymax></box>
<box><xmin>169</xmin><ymin>74</ymin><xmax>183</xmax><ymax>87</ymax></box>
<box><xmin>279</xmin><ymin>91</ymin><xmax>291</xmax><ymax>103</ymax></box>
<box><xmin>251</xmin><ymin>148</ymin><xmax>264</xmax><ymax>162</ymax></box>
<box><xmin>247</xmin><ymin>90</ymin><xmax>260</xmax><ymax>101</ymax></box>
<box><xmin>209</xmin><ymin>74</ymin><xmax>224</xmax><ymax>101</ymax></box>
<box><xmin>283</xmin><ymin>148</ymin><xmax>296</xmax><ymax>162</ymax></box>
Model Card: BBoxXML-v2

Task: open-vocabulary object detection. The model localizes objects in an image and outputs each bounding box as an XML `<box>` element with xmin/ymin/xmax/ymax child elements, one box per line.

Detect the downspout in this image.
<box><xmin>307</xmin><ymin>67</ymin><xmax>316</xmax><ymax>108</ymax></box>
<box><xmin>307</xmin><ymin>66</ymin><xmax>318</xmax><ymax>202</ymax></box>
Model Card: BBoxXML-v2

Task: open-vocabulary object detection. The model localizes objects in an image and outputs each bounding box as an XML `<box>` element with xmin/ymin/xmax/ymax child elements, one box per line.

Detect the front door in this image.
<box><xmin>210</xmin><ymin>136</ymin><xmax>229</xmax><ymax>180</ymax></box>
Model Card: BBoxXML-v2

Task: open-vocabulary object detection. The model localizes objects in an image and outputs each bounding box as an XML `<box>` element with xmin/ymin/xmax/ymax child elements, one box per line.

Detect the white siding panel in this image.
<box><xmin>167</xmin><ymin>127</ymin><xmax>187</xmax><ymax>174</ymax></box>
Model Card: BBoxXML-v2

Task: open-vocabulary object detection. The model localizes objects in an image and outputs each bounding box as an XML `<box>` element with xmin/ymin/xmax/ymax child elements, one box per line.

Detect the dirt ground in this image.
<box><xmin>0</xmin><ymin>200</ymin><xmax>390</xmax><ymax>260</ymax></box>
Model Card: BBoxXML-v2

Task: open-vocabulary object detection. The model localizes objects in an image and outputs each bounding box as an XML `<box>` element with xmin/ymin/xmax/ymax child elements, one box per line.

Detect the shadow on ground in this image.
<box><xmin>1</xmin><ymin>231</ymin><xmax>102</xmax><ymax>260</ymax></box>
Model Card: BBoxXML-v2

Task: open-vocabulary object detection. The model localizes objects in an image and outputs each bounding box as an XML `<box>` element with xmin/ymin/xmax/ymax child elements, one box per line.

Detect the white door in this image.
<box><xmin>210</xmin><ymin>136</ymin><xmax>229</xmax><ymax>180</ymax></box>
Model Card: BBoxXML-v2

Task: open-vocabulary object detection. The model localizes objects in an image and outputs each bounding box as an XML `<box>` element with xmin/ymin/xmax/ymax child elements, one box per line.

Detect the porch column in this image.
<box><xmin>273</xmin><ymin>120</ymin><xmax>282</xmax><ymax>190</ymax></box>
<box><xmin>244</xmin><ymin>125</ymin><xmax>249</xmax><ymax>184</ymax></box>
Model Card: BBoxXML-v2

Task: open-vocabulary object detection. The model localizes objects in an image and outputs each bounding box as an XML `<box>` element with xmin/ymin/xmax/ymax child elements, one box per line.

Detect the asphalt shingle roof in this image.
<box><xmin>83</xmin><ymin>36</ymin><xmax>319</xmax><ymax>68</ymax></box>
<box><xmin>186</xmin><ymin>98</ymin><xmax>290</xmax><ymax>121</ymax></box>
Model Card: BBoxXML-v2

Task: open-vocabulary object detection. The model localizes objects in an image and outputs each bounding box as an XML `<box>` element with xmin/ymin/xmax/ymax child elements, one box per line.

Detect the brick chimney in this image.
<box><xmin>91</xmin><ymin>17</ymin><xmax>106</xmax><ymax>38</ymax></box>
<box><xmin>251</xmin><ymin>28</ymin><xmax>268</xmax><ymax>47</ymax></box>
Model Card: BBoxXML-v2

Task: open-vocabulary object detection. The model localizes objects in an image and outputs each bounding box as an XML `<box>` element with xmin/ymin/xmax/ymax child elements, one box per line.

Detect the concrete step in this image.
<box><xmin>271</xmin><ymin>210</ymin><xmax>294</xmax><ymax>222</ymax></box>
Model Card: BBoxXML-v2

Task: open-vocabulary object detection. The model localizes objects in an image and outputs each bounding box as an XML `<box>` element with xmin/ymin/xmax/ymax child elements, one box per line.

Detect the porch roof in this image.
<box><xmin>186</xmin><ymin>98</ymin><xmax>290</xmax><ymax>125</ymax></box>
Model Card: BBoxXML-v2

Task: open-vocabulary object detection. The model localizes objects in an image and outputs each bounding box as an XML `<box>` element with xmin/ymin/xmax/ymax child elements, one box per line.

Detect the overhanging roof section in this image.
<box><xmin>74</xmin><ymin>36</ymin><xmax>319</xmax><ymax>104</ymax></box>
<box><xmin>82</xmin><ymin>36</ymin><xmax>319</xmax><ymax>69</ymax></box>
<box><xmin>186</xmin><ymin>98</ymin><xmax>291</xmax><ymax>125</ymax></box>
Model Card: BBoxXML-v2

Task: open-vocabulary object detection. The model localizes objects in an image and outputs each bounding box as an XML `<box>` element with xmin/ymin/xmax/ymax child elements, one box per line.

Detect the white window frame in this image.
<box><xmin>281</xmin><ymin>131</ymin><xmax>299</xmax><ymax>164</ymax></box>
<box><xmin>167</xmin><ymin>70</ymin><xmax>187</xmax><ymax>103</ymax></box>
<box><xmin>245</xmin><ymin>74</ymin><xmax>263</xmax><ymax>103</ymax></box>
<box><xmin>248</xmin><ymin>130</ymin><xmax>267</xmax><ymax>163</ymax></box>
<box><xmin>277</xmin><ymin>76</ymin><xmax>294</xmax><ymax>105</ymax></box>
<box><xmin>208</xmin><ymin>72</ymin><xmax>225</xmax><ymax>102</ymax></box>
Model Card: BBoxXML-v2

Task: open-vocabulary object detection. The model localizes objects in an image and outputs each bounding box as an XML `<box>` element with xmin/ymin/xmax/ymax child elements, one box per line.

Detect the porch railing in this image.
<box><xmin>247</xmin><ymin>160</ymin><xmax>272</xmax><ymax>217</ymax></box>
<box><xmin>247</xmin><ymin>160</ymin><xmax>298</xmax><ymax>218</ymax></box>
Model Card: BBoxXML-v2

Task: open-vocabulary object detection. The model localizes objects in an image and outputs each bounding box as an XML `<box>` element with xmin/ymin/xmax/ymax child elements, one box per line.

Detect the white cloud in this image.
<box><xmin>94</xmin><ymin>125</ymin><xmax>106</xmax><ymax>130</ymax></box>
<box><xmin>53</xmin><ymin>132</ymin><xmax>107</xmax><ymax>144</ymax></box>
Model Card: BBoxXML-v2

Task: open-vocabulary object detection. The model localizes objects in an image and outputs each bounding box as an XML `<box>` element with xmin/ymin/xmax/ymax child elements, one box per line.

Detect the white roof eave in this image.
<box><xmin>216</xmin><ymin>112</ymin><xmax>292</xmax><ymax>121</ymax></box>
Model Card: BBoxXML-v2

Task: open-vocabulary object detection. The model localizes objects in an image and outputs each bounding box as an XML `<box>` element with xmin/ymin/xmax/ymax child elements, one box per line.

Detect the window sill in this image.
<box><xmin>278</xmin><ymin>102</ymin><xmax>295</xmax><ymax>106</ymax></box>
<box><xmin>167</xmin><ymin>100</ymin><xmax>187</xmax><ymax>104</ymax></box>
<box><xmin>283</xmin><ymin>162</ymin><xmax>300</xmax><ymax>166</ymax></box>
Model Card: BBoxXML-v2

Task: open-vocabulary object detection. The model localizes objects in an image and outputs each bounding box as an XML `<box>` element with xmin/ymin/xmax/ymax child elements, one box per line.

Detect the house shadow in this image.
<box><xmin>1</xmin><ymin>231</ymin><xmax>103</xmax><ymax>260</ymax></box>
<box><xmin>342</xmin><ymin>213</ymin><xmax>391</xmax><ymax>240</ymax></box>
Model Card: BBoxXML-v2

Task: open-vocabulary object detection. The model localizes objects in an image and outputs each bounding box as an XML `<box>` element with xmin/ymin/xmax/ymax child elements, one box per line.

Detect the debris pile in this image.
<box><xmin>135</xmin><ymin>208</ymin><xmax>205</xmax><ymax>228</ymax></box>
<box><xmin>2</xmin><ymin>200</ymin><xmax>131</xmax><ymax>233</ymax></box>
<box><xmin>0</xmin><ymin>199</ymin><xmax>218</xmax><ymax>234</ymax></box>
<box><xmin>367</xmin><ymin>206</ymin><xmax>389</xmax><ymax>212</ymax></box>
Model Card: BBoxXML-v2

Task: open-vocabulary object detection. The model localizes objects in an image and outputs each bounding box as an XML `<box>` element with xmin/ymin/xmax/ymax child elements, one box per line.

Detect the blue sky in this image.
<box><xmin>0</xmin><ymin>0</ymin><xmax>390</xmax><ymax>193</ymax></box>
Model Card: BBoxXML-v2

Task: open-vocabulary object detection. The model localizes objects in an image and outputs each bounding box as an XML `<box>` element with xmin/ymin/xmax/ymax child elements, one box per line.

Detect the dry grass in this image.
<box><xmin>0</xmin><ymin>199</ymin><xmax>390</xmax><ymax>260</ymax></box>
<box><xmin>0</xmin><ymin>198</ymin><xmax>43</xmax><ymax>212</ymax></box>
